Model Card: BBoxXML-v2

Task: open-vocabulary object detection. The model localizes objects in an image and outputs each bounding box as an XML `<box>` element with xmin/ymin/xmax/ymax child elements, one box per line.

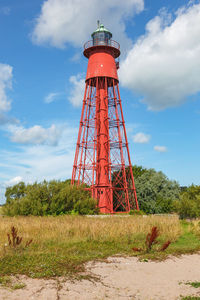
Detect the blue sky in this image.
<box><xmin>0</xmin><ymin>0</ymin><xmax>200</xmax><ymax>203</ymax></box>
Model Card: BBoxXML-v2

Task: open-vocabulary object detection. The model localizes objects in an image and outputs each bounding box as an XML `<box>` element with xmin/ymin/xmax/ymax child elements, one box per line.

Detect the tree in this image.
<box><xmin>132</xmin><ymin>165</ymin><xmax>148</xmax><ymax>179</ymax></box>
<box><xmin>5</xmin><ymin>182</ymin><xmax>26</xmax><ymax>204</ymax></box>
<box><xmin>174</xmin><ymin>185</ymin><xmax>200</xmax><ymax>219</ymax></box>
<box><xmin>3</xmin><ymin>180</ymin><xmax>98</xmax><ymax>216</ymax></box>
<box><xmin>112</xmin><ymin>165</ymin><xmax>180</xmax><ymax>214</ymax></box>
<box><xmin>134</xmin><ymin>168</ymin><xmax>180</xmax><ymax>214</ymax></box>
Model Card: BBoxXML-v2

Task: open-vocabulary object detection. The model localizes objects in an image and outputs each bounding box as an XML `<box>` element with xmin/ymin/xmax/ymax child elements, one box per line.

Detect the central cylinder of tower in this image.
<box><xmin>96</xmin><ymin>84</ymin><xmax>110</xmax><ymax>211</ymax></box>
<box><xmin>83</xmin><ymin>25</ymin><xmax>120</xmax><ymax>212</ymax></box>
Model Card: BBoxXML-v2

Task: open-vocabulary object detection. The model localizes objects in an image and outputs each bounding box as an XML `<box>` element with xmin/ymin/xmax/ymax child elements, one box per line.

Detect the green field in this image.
<box><xmin>0</xmin><ymin>215</ymin><xmax>199</xmax><ymax>279</ymax></box>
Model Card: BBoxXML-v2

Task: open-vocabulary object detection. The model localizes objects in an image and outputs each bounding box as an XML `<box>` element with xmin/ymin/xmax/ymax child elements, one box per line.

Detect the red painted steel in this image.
<box><xmin>86</xmin><ymin>51</ymin><xmax>118</xmax><ymax>81</ymax></box>
<box><xmin>71</xmin><ymin>30</ymin><xmax>139</xmax><ymax>213</ymax></box>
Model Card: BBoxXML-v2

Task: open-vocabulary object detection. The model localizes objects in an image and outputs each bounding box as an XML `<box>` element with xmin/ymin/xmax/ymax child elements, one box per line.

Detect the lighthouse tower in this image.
<box><xmin>71</xmin><ymin>23</ymin><xmax>139</xmax><ymax>213</ymax></box>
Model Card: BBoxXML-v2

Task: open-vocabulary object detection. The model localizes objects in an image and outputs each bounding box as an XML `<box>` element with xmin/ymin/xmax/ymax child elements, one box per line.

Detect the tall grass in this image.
<box><xmin>191</xmin><ymin>219</ymin><xmax>200</xmax><ymax>237</ymax></box>
<box><xmin>0</xmin><ymin>206</ymin><xmax>3</xmax><ymax>215</ymax></box>
<box><xmin>0</xmin><ymin>215</ymin><xmax>197</xmax><ymax>278</ymax></box>
<box><xmin>0</xmin><ymin>215</ymin><xmax>181</xmax><ymax>247</ymax></box>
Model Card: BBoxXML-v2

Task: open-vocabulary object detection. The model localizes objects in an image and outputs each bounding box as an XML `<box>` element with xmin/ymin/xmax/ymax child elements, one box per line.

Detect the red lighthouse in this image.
<box><xmin>71</xmin><ymin>23</ymin><xmax>139</xmax><ymax>213</ymax></box>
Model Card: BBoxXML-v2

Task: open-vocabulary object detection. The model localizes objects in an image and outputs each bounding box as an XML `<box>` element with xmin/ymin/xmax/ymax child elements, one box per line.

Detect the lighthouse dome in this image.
<box><xmin>91</xmin><ymin>23</ymin><xmax>112</xmax><ymax>46</ymax></box>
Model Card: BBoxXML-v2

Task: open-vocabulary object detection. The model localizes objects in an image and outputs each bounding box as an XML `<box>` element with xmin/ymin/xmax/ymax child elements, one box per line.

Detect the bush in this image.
<box><xmin>175</xmin><ymin>185</ymin><xmax>200</xmax><ymax>219</ymax></box>
<box><xmin>3</xmin><ymin>180</ymin><xmax>98</xmax><ymax>216</ymax></box>
<box><xmin>134</xmin><ymin>168</ymin><xmax>180</xmax><ymax>214</ymax></box>
<box><xmin>112</xmin><ymin>165</ymin><xmax>179</xmax><ymax>214</ymax></box>
<box><xmin>129</xmin><ymin>209</ymin><xmax>145</xmax><ymax>215</ymax></box>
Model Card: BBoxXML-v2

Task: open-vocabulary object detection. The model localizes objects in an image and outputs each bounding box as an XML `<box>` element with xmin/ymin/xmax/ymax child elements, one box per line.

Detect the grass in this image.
<box><xmin>0</xmin><ymin>206</ymin><xmax>3</xmax><ymax>215</ymax></box>
<box><xmin>181</xmin><ymin>297</ymin><xmax>200</xmax><ymax>300</ymax></box>
<box><xmin>186</xmin><ymin>282</ymin><xmax>200</xmax><ymax>288</ymax></box>
<box><xmin>0</xmin><ymin>215</ymin><xmax>199</xmax><ymax>278</ymax></box>
<box><xmin>191</xmin><ymin>220</ymin><xmax>200</xmax><ymax>237</ymax></box>
<box><xmin>165</xmin><ymin>221</ymin><xmax>200</xmax><ymax>255</ymax></box>
<box><xmin>180</xmin><ymin>278</ymin><xmax>200</xmax><ymax>300</ymax></box>
<box><xmin>0</xmin><ymin>275</ymin><xmax>26</xmax><ymax>290</ymax></box>
<box><xmin>0</xmin><ymin>276</ymin><xmax>11</xmax><ymax>286</ymax></box>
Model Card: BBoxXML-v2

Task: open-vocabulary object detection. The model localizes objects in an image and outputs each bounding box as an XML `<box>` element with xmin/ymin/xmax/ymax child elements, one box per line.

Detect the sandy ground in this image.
<box><xmin>0</xmin><ymin>254</ymin><xmax>200</xmax><ymax>300</ymax></box>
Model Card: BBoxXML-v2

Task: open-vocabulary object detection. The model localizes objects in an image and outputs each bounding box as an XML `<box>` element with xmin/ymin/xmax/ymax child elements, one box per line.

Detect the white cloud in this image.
<box><xmin>0</xmin><ymin>63</ymin><xmax>12</xmax><ymax>112</ymax></box>
<box><xmin>154</xmin><ymin>145</ymin><xmax>167</xmax><ymax>152</ymax></box>
<box><xmin>31</xmin><ymin>0</ymin><xmax>144</xmax><ymax>51</ymax></box>
<box><xmin>6</xmin><ymin>176</ymin><xmax>23</xmax><ymax>186</ymax></box>
<box><xmin>68</xmin><ymin>74</ymin><xmax>85</xmax><ymax>107</ymax></box>
<box><xmin>44</xmin><ymin>92</ymin><xmax>60</xmax><ymax>103</ymax></box>
<box><xmin>0</xmin><ymin>124</ymin><xmax>78</xmax><ymax>203</ymax></box>
<box><xmin>8</xmin><ymin>124</ymin><xmax>62</xmax><ymax>146</ymax></box>
<box><xmin>133</xmin><ymin>132</ymin><xmax>151</xmax><ymax>143</ymax></box>
<box><xmin>119</xmin><ymin>3</ymin><xmax>200</xmax><ymax>110</ymax></box>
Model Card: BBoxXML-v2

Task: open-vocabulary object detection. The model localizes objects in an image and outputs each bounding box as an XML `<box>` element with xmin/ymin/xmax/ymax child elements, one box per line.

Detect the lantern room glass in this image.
<box><xmin>93</xmin><ymin>31</ymin><xmax>112</xmax><ymax>46</ymax></box>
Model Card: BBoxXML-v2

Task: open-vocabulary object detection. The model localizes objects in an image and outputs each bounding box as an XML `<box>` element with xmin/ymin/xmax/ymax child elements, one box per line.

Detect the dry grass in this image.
<box><xmin>0</xmin><ymin>206</ymin><xmax>3</xmax><ymax>215</ymax></box>
<box><xmin>191</xmin><ymin>219</ymin><xmax>200</xmax><ymax>237</ymax></box>
<box><xmin>1</xmin><ymin>215</ymin><xmax>199</xmax><ymax>278</ymax></box>
<box><xmin>0</xmin><ymin>215</ymin><xmax>181</xmax><ymax>249</ymax></box>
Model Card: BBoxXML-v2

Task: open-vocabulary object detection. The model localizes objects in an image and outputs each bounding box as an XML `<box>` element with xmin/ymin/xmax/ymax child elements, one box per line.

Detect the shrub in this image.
<box><xmin>112</xmin><ymin>165</ymin><xmax>180</xmax><ymax>214</ymax></box>
<box><xmin>3</xmin><ymin>180</ymin><xmax>98</xmax><ymax>216</ymax></box>
<box><xmin>129</xmin><ymin>209</ymin><xmax>145</xmax><ymax>215</ymax></box>
<box><xmin>134</xmin><ymin>168</ymin><xmax>180</xmax><ymax>214</ymax></box>
<box><xmin>5</xmin><ymin>182</ymin><xmax>26</xmax><ymax>205</ymax></box>
<box><xmin>175</xmin><ymin>185</ymin><xmax>200</xmax><ymax>219</ymax></box>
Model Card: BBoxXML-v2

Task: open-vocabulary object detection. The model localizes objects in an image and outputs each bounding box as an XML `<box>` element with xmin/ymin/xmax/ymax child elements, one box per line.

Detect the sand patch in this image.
<box><xmin>0</xmin><ymin>254</ymin><xmax>200</xmax><ymax>299</ymax></box>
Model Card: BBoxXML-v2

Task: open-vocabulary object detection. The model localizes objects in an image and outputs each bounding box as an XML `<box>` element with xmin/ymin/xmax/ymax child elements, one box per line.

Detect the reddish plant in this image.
<box><xmin>132</xmin><ymin>226</ymin><xmax>171</xmax><ymax>254</ymax></box>
<box><xmin>25</xmin><ymin>239</ymin><xmax>33</xmax><ymax>247</ymax></box>
<box><xmin>160</xmin><ymin>240</ymin><xmax>171</xmax><ymax>251</ymax></box>
<box><xmin>7</xmin><ymin>226</ymin><xmax>22</xmax><ymax>248</ymax></box>
<box><xmin>145</xmin><ymin>226</ymin><xmax>159</xmax><ymax>252</ymax></box>
<box><xmin>132</xmin><ymin>247</ymin><xmax>142</xmax><ymax>252</ymax></box>
<box><xmin>7</xmin><ymin>226</ymin><xmax>32</xmax><ymax>249</ymax></box>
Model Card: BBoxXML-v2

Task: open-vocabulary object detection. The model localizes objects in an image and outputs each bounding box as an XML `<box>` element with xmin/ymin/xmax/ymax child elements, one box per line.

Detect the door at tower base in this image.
<box><xmin>71</xmin><ymin>77</ymin><xmax>139</xmax><ymax>213</ymax></box>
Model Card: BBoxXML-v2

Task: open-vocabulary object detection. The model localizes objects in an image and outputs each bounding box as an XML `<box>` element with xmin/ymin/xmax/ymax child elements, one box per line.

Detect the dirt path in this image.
<box><xmin>0</xmin><ymin>254</ymin><xmax>200</xmax><ymax>300</ymax></box>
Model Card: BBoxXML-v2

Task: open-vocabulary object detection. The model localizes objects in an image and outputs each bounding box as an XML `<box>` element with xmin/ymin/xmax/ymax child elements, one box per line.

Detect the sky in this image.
<box><xmin>0</xmin><ymin>0</ymin><xmax>200</xmax><ymax>203</ymax></box>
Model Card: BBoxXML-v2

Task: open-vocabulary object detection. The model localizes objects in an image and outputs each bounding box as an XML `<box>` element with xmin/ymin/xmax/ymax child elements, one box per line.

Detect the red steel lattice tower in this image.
<box><xmin>71</xmin><ymin>23</ymin><xmax>139</xmax><ymax>213</ymax></box>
